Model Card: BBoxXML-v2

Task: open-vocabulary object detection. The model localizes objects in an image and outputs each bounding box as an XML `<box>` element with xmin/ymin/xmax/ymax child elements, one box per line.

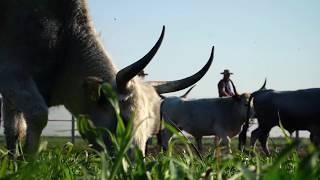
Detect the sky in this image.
<box><xmin>86</xmin><ymin>0</ymin><xmax>320</xmax><ymax>98</ymax></box>
<box><xmin>2</xmin><ymin>1</ymin><xmax>319</xmax><ymax>137</ymax></box>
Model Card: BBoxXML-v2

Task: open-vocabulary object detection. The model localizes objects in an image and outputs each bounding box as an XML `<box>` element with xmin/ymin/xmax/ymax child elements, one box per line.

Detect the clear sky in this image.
<box><xmin>87</xmin><ymin>0</ymin><xmax>320</xmax><ymax>98</ymax></box>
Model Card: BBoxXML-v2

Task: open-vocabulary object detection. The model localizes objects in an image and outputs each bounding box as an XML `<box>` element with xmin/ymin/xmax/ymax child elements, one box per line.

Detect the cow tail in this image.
<box><xmin>238</xmin><ymin>94</ymin><xmax>254</xmax><ymax>150</ymax></box>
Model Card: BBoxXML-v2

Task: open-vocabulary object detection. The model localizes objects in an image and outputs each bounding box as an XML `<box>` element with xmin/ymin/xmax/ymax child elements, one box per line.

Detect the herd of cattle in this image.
<box><xmin>0</xmin><ymin>1</ymin><xmax>319</xmax><ymax>157</ymax></box>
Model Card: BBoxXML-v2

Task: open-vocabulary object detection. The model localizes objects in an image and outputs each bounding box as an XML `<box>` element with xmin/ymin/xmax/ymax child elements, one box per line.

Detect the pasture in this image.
<box><xmin>0</xmin><ymin>134</ymin><xmax>318</xmax><ymax>179</ymax></box>
<box><xmin>1</xmin><ymin>1</ymin><xmax>319</xmax><ymax>179</ymax></box>
<box><xmin>0</xmin><ymin>80</ymin><xmax>319</xmax><ymax>180</ymax></box>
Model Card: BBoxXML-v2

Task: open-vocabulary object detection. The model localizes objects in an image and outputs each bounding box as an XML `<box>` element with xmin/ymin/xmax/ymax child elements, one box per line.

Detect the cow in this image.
<box><xmin>238</xmin><ymin>80</ymin><xmax>320</xmax><ymax>155</ymax></box>
<box><xmin>159</xmin><ymin>81</ymin><xmax>254</xmax><ymax>153</ymax></box>
<box><xmin>0</xmin><ymin>0</ymin><xmax>214</xmax><ymax>156</ymax></box>
<box><xmin>144</xmin><ymin>85</ymin><xmax>196</xmax><ymax>154</ymax></box>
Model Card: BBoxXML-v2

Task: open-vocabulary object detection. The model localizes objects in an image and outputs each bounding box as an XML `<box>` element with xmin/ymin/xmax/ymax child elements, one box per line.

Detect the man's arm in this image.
<box><xmin>228</xmin><ymin>80</ymin><xmax>235</xmax><ymax>96</ymax></box>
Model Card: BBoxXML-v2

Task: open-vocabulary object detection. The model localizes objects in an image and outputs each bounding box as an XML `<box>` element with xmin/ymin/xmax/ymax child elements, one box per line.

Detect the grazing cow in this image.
<box><xmin>239</xmin><ymin>80</ymin><xmax>320</xmax><ymax>155</ymax></box>
<box><xmin>159</xmin><ymin>81</ymin><xmax>253</xmax><ymax>152</ymax></box>
<box><xmin>144</xmin><ymin>85</ymin><xmax>196</xmax><ymax>154</ymax></box>
<box><xmin>0</xmin><ymin>0</ymin><xmax>214</xmax><ymax>156</ymax></box>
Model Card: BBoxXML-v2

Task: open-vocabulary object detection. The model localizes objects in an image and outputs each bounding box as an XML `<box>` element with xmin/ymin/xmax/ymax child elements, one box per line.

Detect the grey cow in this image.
<box><xmin>0</xmin><ymin>0</ymin><xmax>213</xmax><ymax>156</ymax></box>
<box><xmin>239</xmin><ymin>80</ymin><xmax>320</xmax><ymax>155</ymax></box>
<box><xmin>159</xmin><ymin>82</ymin><xmax>253</xmax><ymax>152</ymax></box>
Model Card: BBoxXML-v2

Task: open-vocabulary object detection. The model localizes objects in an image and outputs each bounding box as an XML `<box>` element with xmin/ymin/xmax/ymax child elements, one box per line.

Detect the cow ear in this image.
<box><xmin>83</xmin><ymin>76</ymin><xmax>103</xmax><ymax>101</ymax></box>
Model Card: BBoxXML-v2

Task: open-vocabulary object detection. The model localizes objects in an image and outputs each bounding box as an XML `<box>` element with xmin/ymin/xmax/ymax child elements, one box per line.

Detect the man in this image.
<box><xmin>138</xmin><ymin>70</ymin><xmax>148</xmax><ymax>79</ymax></box>
<box><xmin>218</xmin><ymin>69</ymin><xmax>235</xmax><ymax>97</ymax></box>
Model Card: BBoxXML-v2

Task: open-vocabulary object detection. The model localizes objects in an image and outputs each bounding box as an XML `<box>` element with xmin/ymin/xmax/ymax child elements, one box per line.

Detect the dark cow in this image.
<box><xmin>239</xmin><ymin>80</ymin><xmax>320</xmax><ymax>155</ymax></box>
<box><xmin>0</xmin><ymin>0</ymin><xmax>213</xmax><ymax>156</ymax></box>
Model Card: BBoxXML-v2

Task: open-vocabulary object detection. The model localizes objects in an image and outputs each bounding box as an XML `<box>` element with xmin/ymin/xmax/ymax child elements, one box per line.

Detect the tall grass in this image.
<box><xmin>0</xmin><ymin>84</ymin><xmax>319</xmax><ymax>179</ymax></box>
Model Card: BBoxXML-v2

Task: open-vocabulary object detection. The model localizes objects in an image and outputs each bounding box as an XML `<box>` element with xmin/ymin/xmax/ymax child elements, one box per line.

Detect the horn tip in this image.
<box><xmin>210</xmin><ymin>46</ymin><xmax>215</xmax><ymax>57</ymax></box>
<box><xmin>158</xmin><ymin>26</ymin><xmax>165</xmax><ymax>40</ymax></box>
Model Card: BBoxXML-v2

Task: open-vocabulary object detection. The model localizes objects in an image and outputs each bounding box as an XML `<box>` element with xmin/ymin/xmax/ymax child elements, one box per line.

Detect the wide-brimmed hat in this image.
<box><xmin>220</xmin><ymin>69</ymin><xmax>233</xmax><ymax>75</ymax></box>
<box><xmin>138</xmin><ymin>70</ymin><xmax>148</xmax><ymax>77</ymax></box>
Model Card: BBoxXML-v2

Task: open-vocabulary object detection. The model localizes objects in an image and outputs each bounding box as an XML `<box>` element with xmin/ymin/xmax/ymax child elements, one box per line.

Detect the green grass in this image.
<box><xmin>0</xmin><ymin>136</ymin><xmax>318</xmax><ymax>179</ymax></box>
<box><xmin>0</xmin><ymin>83</ymin><xmax>319</xmax><ymax>179</ymax></box>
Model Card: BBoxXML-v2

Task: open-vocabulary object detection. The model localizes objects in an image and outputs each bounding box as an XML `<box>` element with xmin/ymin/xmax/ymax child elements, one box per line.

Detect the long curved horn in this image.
<box><xmin>180</xmin><ymin>85</ymin><xmax>196</xmax><ymax>98</ymax></box>
<box><xmin>229</xmin><ymin>80</ymin><xmax>239</xmax><ymax>96</ymax></box>
<box><xmin>116</xmin><ymin>26</ymin><xmax>165</xmax><ymax>91</ymax></box>
<box><xmin>259</xmin><ymin>78</ymin><xmax>267</xmax><ymax>90</ymax></box>
<box><xmin>150</xmin><ymin>46</ymin><xmax>214</xmax><ymax>94</ymax></box>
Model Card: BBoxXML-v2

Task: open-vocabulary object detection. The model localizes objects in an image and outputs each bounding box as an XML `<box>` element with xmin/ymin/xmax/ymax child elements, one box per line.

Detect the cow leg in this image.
<box><xmin>2</xmin><ymin>98</ymin><xmax>19</xmax><ymax>153</ymax></box>
<box><xmin>295</xmin><ymin>131</ymin><xmax>300</xmax><ymax>141</ymax></box>
<box><xmin>220</xmin><ymin>136</ymin><xmax>232</xmax><ymax>154</ymax></box>
<box><xmin>213</xmin><ymin>136</ymin><xmax>220</xmax><ymax>148</ymax></box>
<box><xmin>134</xmin><ymin>133</ymin><xmax>148</xmax><ymax>156</ymax></box>
<box><xmin>1</xmin><ymin>76</ymin><xmax>48</xmax><ymax>157</ymax></box>
<box><xmin>156</xmin><ymin>132</ymin><xmax>161</xmax><ymax>148</ymax></box>
<box><xmin>258</xmin><ymin>130</ymin><xmax>270</xmax><ymax>156</ymax></box>
<box><xmin>130</xmin><ymin>136</ymin><xmax>146</xmax><ymax>158</ymax></box>
<box><xmin>195</xmin><ymin>136</ymin><xmax>203</xmax><ymax>153</ymax></box>
<box><xmin>250</xmin><ymin>127</ymin><xmax>271</xmax><ymax>155</ymax></box>
<box><xmin>144</xmin><ymin>138</ymin><xmax>151</xmax><ymax>155</ymax></box>
<box><xmin>250</xmin><ymin>128</ymin><xmax>260</xmax><ymax>146</ymax></box>
<box><xmin>310</xmin><ymin>133</ymin><xmax>314</xmax><ymax>143</ymax></box>
<box><xmin>16</xmin><ymin>113</ymin><xmax>27</xmax><ymax>142</ymax></box>
<box><xmin>160</xmin><ymin>129</ymin><xmax>173</xmax><ymax>151</ymax></box>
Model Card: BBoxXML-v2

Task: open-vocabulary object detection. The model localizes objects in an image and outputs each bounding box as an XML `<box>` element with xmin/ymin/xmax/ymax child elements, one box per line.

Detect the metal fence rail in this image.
<box><xmin>48</xmin><ymin>117</ymin><xmax>301</xmax><ymax>144</ymax></box>
<box><xmin>48</xmin><ymin>116</ymin><xmax>76</xmax><ymax>143</ymax></box>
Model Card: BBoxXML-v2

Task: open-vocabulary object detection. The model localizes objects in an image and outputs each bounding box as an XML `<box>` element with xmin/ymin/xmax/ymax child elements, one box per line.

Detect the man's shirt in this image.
<box><xmin>218</xmin><ymin>79</ymin><xmax>234</xmax><ymax>97</ymax></box>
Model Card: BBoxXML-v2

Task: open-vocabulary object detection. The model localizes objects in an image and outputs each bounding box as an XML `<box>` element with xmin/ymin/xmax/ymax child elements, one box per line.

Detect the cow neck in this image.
<box><xmin>50</xmin><ymin>1</ymin><xmax>118</xmax><ymax>107</ymax></box>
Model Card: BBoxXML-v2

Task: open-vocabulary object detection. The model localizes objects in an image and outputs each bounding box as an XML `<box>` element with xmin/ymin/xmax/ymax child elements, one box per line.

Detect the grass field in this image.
<box><xmin>0</xmin><ymin>135</ymin><xmax>318</xmax><ymax>179</ymax></box>
<box><xmin>0</xmin><ymin>85</ymin><xmax>319</xmax><ymax>180</ymax></box>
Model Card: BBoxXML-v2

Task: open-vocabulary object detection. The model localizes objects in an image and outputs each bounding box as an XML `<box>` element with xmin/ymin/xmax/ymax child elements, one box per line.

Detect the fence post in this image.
<box><xmin>295</xmin><ymin>131</ymin><xmax>299</xmax><ymax>141</ymax></box>
<box><xmin>71</xmin><ymin>116</ymin><xmax>75</xmax><ymax>143</ymax></box>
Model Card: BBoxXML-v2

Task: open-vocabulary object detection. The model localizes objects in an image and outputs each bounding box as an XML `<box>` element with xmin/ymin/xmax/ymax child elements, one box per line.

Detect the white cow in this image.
<box><xmin>160</xmin><ymin>83</ymin><xmax>253</xmax><ymax>152</ymax></box>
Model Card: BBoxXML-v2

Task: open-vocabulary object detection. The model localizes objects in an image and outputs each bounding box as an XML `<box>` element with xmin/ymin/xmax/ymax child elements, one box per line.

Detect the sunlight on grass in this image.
<box><xmin>0</xmin><ymin>85</ymin><xmax>319</xmax><ymax>179</ymax></box>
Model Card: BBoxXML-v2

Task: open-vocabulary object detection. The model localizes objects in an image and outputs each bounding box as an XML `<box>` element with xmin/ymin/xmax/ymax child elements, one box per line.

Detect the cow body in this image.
<box><xmin>0</xmin><ymin>0</ymin><xmax>155</xmax><ymax>155</ymax></box>
<box><xmin>0</xmin><ymin>0</ymin><xmax>213</xmax><ymax>156</ymax></box>
<box><xmin>247</xmin><ymin>88</ymin><xmax>320</xmax><ymax>155</ymax></box>
<box><xmin>160</xmin><ymin>93</ymin><xmax>252</xmax><ymax>152</ymax></box>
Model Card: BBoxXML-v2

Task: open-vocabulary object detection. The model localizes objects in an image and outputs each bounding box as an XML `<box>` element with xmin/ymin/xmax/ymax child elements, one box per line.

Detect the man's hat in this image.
<box><xmin>220</xmin><ymin>69</ymin><xmax>233</xmax><ymax>75</ymax></box>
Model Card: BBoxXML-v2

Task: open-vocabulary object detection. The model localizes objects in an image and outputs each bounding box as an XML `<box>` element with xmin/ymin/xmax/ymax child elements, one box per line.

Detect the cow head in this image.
<box><xmin>229</xmin><ymin>80</ymin><xmax>255</xmax><ymax>119</ymax></box>
<box><xmin>83</xmin><ymin>27</ymin><xmax>214</xmax><ymax>152</ymax></box>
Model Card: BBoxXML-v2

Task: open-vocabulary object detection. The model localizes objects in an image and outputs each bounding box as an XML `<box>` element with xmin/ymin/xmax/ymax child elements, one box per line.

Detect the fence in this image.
<box><xmin>48</xmin><ymin>116</ymin><xmax>76</xmax><ymax>143</ymax></box>
<box><xmin>46</xmin><ymin>118</ymin><xmax>302</xmax><ymax>142</ymax></box>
